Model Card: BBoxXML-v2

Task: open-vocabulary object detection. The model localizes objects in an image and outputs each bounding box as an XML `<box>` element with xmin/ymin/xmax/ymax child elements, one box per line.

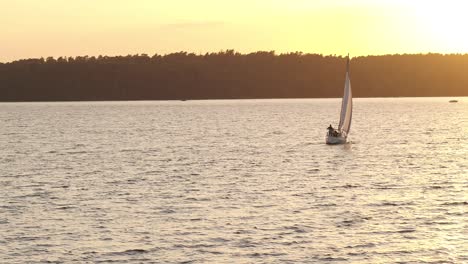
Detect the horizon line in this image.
<box><xmin>1</xmin><ymin>96</ymin><xmax>466</xmax><ymax>104</ymax></box>
<box><xmin>3</xmin><ymin>51</ymin><xmax>468</xmax><ymax>64</ymax></box>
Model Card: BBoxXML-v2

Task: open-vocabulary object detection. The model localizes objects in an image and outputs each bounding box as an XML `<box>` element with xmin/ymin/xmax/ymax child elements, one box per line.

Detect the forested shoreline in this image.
<box><xmin>0</xmin><ymin>51</ymin><xmax>467</xmax><ymax>101</ymax></box>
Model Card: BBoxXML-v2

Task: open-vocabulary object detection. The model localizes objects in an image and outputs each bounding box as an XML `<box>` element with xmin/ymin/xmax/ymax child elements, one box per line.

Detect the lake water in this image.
<box><xmin>1</xmin><ymin>98</ymin><xmax>467</xmax><ymax>263</ymax></box>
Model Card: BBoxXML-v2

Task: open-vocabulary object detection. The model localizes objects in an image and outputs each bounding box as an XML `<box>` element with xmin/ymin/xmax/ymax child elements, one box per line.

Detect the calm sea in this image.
<box><xmin>1</xmin><ymin>98</ymin><xmax>467</xmax><ymax>263</ymax></box>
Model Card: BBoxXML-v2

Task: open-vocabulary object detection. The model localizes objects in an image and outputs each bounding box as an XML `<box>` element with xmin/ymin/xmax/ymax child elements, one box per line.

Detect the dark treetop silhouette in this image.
<box><xmin>0</xmin><ymin>51</ymin><xmax>467</xmax><ymax>101</ymax></box>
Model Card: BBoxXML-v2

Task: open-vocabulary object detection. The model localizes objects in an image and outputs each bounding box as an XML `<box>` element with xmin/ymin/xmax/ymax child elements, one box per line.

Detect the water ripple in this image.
<box><xmin>1</xmin><ymin>98</ymin><xmax>467</xmax><ymax>263</ymax></box>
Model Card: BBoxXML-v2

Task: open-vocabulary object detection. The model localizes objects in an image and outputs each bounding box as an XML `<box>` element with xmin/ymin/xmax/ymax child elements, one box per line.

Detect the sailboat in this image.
<box><xmin>326</xmin><ymin>55</ymin><xmax>352</xmax><ymax>145</ymax></box>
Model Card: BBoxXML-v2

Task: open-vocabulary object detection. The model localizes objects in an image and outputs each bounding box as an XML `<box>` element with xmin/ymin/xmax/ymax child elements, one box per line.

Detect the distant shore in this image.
<box><xmin>0</xmin><ymin>96</ymin><xmax>466</xmax><ymax>104</ymax></box>
<box><xmin>1</xmin><ymin>52</ymin><xmax>467</xmax><ymax>102</ymax></box>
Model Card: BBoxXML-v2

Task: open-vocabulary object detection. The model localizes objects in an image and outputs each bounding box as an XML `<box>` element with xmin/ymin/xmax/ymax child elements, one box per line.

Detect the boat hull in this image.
<box><xmin>326</xmin><ymin>135</ymin><xmax>347</xmax><ymax>145</ymax></box>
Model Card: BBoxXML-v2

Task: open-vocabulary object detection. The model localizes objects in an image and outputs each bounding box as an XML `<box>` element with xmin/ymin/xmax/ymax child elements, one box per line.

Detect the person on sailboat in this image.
<box><xmin>327</xmin><ymin>124</ymin><xmax>334</xmax><ymax>136</ymax></box>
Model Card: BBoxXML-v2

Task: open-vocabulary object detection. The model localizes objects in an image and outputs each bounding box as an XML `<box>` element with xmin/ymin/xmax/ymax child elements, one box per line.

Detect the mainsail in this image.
<box><xmin>338</xmin><ymin>56</ymin><xmax>352</xmax><ymax>136</ymax></box>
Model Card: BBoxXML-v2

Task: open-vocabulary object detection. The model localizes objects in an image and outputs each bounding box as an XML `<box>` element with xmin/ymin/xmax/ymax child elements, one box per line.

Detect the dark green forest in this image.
<box><xmin>0</xmin><ymin>51</ymin><xmax>467</xmax><ymax>101</ymax></box>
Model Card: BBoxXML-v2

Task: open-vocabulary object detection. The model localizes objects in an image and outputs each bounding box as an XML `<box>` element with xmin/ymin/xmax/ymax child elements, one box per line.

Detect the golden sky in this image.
<box><xmin>1</xmin><ymin>0</ymin><xmax>468</xmax><ymax>61</ymax></box>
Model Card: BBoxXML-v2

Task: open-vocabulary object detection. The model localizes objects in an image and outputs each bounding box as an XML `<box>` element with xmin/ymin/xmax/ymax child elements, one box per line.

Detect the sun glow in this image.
<box><xmin>412</xmin><ymin>1</ymin><xmax>468</xmax><ymax>54</ymax></box>
<box><xmin>1</xmin><ymin>0</ymin><xmax>468</xmax><ymax>62</ymax></box>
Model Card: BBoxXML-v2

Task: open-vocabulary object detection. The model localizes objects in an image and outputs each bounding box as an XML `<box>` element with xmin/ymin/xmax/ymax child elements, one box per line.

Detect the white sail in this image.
<box><xmin>338</xmin><ymin>56</ymin><xmax>352</xmax><ymax>136</ymax></box>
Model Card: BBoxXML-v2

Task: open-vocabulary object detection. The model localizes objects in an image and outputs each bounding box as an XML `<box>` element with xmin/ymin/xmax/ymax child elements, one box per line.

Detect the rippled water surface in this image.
<box><xmin>1</xmin><ymin>98</ymin><xmax>467</xmax><ymax>263</ymax></box>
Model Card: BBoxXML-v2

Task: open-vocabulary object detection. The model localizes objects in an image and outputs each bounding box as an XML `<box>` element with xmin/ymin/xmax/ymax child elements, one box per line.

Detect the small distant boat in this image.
<box><xmin>449</xmin><ymin>100</ymin><xmax>458</xmax><ymax>103</ymax></box>
<box><xmin>326</xmin><ymin>55</ymin><xmax>352</xmax><ymax>145</ymax></box>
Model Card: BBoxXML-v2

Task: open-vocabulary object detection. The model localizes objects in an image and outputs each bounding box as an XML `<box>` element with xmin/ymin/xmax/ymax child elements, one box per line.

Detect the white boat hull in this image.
<box><xmin>326</xmin><ymin>135</ymin><xmax>347</xmax><ymax>145</ymax></box>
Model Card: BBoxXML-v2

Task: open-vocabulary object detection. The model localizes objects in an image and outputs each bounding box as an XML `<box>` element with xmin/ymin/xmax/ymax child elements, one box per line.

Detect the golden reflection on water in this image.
<box><xmin>0</xmin><ymin>98</ymin><xmax>467</xmax><ymax>263</ymax></box>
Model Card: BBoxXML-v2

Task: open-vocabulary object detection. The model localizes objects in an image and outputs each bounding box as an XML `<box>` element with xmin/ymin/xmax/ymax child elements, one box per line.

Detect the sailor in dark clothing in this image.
<box><xmin>327</xmin><ymin>124</ymin><xmax>334</xmax><ymax>136</ymax></box>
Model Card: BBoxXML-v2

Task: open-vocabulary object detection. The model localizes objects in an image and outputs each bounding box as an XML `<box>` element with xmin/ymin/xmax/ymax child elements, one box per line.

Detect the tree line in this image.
<box><xmin>0</xmin><ymin>51</ymin><xmax>466</xmax><ymax>101</ymax></box>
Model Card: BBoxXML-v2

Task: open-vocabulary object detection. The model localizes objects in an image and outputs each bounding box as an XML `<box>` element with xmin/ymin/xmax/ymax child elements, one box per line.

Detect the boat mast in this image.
<box><xmin>346</xmin><ymin>53</ymin><xmax>350</xmax><ymax>75</ymax></box>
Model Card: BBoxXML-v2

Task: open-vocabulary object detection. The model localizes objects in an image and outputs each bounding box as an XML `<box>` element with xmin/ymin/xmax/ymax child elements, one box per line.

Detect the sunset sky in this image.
<box><xmin>2</xmin><ymin>0</ymin><xmax>468</xmax><ymax>62</ymax></box>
